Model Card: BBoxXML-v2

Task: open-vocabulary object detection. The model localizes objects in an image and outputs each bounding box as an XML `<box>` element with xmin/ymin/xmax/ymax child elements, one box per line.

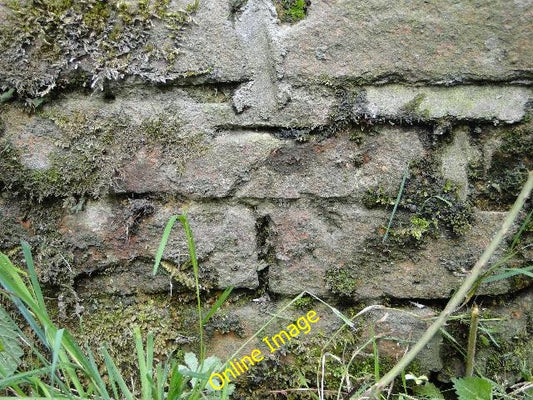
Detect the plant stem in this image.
<box><xmin>465</xmin><ymin>303</ymin><xmax>479</xmax><ymax>377</ymax></box>
<box><xmin>382</xmin><ymin>166</ymin><xmax>409</xmax><ymax>244</ymax></box>
<box><xmin>180</xmin><ymin>213</ymin><xmax>205</xmax><ymax>362</ymax></box>
<box><xmin>359</xmin><ymin>171</ymin><xmax>533</xmax><ymax>399</ymax></box>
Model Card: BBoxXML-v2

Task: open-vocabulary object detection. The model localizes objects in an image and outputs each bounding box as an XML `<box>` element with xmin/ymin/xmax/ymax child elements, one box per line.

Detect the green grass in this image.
<box><xmin>2</xmin><ymin>197</ymin><xmax>532</xmax><ymax>399</ymax></box>
<box><xmin>0</xmin><ymin>213</ymin><xmax>232</xmax><ymax>399</ymax></box>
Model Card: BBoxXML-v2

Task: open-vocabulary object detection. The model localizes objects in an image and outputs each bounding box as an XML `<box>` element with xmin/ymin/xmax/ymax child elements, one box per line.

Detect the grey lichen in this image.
<box><xmin>0</xmin><ymin>0</ymin><xmax>199</xmax><ymax>97</ymax></box>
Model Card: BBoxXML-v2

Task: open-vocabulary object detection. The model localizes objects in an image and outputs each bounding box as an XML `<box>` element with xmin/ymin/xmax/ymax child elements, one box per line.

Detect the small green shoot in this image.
<box><xmin>0</xmin><ymin>88</ymin><xmax>15</xmax><ymax>103</ymax></box>
<box><xmin>383</xmin><ymin>166</ymin><xmax>409</xmax><ymax>243</ymax></box>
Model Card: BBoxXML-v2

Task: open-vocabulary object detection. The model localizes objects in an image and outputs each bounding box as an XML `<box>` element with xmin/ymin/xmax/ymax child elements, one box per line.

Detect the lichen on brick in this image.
<box><xmin>0</xmin><ymin>0</ymin><xmax>199</xmax><ymax>97</ymax></box>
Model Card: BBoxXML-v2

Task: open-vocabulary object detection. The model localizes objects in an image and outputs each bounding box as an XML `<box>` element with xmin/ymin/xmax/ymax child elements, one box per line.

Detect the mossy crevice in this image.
<box><xmin>468</xmin><ymin>122</ymin><xmax>533</xmax><ymax>210</ymax></box>
<box><xmin>325</xmin><ymin>156</ymin><xmax>474</xmax><ymax>298</ymax></box>
<box><xmin>363</xmin><ymin>157</ymin><xmax>474</xmax><ymax>243</ymax></box>
<box><xmin>274</xmin><ymin>0</ymin><xmax>310</xmax><ymax>24</ymax></box>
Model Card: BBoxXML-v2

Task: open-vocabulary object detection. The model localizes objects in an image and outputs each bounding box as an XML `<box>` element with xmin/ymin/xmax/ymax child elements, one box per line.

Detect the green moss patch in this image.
<box><xmin>274</xmin><ymin>0</ymin><xmax>310</xmax><ymax>23</ymax></box>
<box><xmin>0</xmin><ymin>107</ymin><xmax>209</xmax><ymax>201</ymax></box>
<box><xmin>63</xmin><ymin>293</ymin><xmax>199</xmax><ymax>381</ymax></box>
<box><xmin>363</xmin><ymin>157</ymin><xmax>474</xmax><ymax>244</ymax></box>
<box><xmin>326</xmin><ymin>156</ymin><xmax>474</xmax><ymax>298</ymax></box>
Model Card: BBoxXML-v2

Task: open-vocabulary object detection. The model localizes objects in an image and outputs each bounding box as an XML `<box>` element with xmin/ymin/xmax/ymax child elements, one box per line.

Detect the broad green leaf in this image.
<box><xmin>414</xmin><ymin>382</ymin><xmax>445</xmax><ymax>399</ymax></box>
<box><xmin>184</xmin><ymin>352</ymin><xmax>198</xmax><ymax>372</ymax></box>
<box><xmin>453</xmin><ymin>377</ymin><xmax>493</xmax><ymax>400</ymax></box>
<box><xmin>0</xmin><ymin>307</ymin><xmax>23</xmax><ymax>378</ymax></box>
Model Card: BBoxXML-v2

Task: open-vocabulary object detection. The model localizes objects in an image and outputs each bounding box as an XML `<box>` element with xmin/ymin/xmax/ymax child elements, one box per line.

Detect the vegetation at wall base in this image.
<box><xmin>0</xmin><ymin>214</ymin><xmax>232</xmax><ymax>399</ymax></box>
<box><xmin>1</xmin><ymin>199</ymin><xmax>532</xmax><ymax>399</ymax></box>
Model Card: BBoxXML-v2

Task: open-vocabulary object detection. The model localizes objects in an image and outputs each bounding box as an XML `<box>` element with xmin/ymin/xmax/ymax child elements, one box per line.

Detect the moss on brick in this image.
<box><xmin>0</xmin><ymin>0</ymin><xmax>199</xmax><ymax>97</ymax></box>
<box><xmin>469</xmin><ymin>122</ymin><xmax>532</xmax><ymax>210</ymax></box>
<box><xmin>62</xmin><ymin>293</ymin><xmax>200</xmax><ymax>382</ymax></box>
<box><xmin>274</xmin><ymin>0</ymin><xmax>310</xmax><ymax>23</ymax></box>
<box><xmin>364</xmin><ymin>157</ymin><xmax>474</xmax><ymax>243</ymax></box>
<box><xmin>0</xmin><ymin>106</ymin><xmax>209</xmax><ymax>201</ymax></box>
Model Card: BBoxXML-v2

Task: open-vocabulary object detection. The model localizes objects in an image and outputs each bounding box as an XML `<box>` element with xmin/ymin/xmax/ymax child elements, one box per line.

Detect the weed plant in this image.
<box><xmin>1</xmin><ymin>190</ymin><xmax>532</xmax><ymax>399</ymax></box>
<box><xmin>0</xmin><ymin>213</ymin><xmax>231</xmax><ymax>399</ymax></box>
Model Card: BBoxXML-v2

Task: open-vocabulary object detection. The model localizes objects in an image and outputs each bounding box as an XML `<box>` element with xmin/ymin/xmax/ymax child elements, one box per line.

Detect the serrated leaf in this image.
<box><xmin>0</xmin><ymin>307</ymin><xmax>23</xmax><ymax>378</ymax></box>
<box><xmin>184</xmin><ymin>352</ymin><xmax>198</xmax><ymax>372</ymax></box>
<box><xmin>200</xmin><ymin>356</ymin><xmax>220</xmax><ymax>374</ymax></box>
<box><xmin>453</xmin><ymin>377</ymin><xmax>493</xmax><ymax>400</ymax></box>
<box><xmin>414</xmin><ymin>382</ymin><xmax>445</xmax><ymax>399</ymax></box>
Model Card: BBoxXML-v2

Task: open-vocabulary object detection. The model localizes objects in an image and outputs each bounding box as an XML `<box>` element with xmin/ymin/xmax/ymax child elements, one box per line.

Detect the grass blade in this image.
<box><xmin>102</xmin><ymin>346</ymin><xmax>134</xmax><ymax>400</ymax></box>
<box><xmin>382</xmin><ymin>166</ymin><xmax>409</xmax><ymax>243</ymax></box>
<box><xmin>154</xmin><ymin>362</ymin><xmax>167</xmax><ymax>400</ymax></box>
<box><xmin>146</xmin><ymin>332</ymin><xmax>155</xmax><ymax>397</ymax></box>
<box><xmin>21</xmin><ymin>241</ymin><xmax>48</xmax><ymax>319</ymax></box>
<box><xmin>510</xmin><ymin>208</ymin><xmax>533</xmax><ymax>251</ymax></box>
<box><xmin>483</xmin><ymin>266</ymin><xmax>533</xmax><ymax>283</ymax></box>
<box><xmin>50</xmin><ymin>328</ymin><xmax>64</xmax><ymax>387</ymax></box>
<box><xmin>202</xmin><ymin>287</ymin><xmax>233</xmax><ymax>325</ymax></box>
<box><xmin>168</xmin><ymin>362</ymin><xmax>185</xmax><ymax>400</ymax></box>
<box><xmin>0</xmin><ymin>366</ymin><xmax>52</xmax><ymax>390</ymax></box>
<box><xmin>0</xmin><ymin>251</ymin><xmax>49</xmax><ymax>347</ymax></box>
<box><xmin>153</xmin><ymin>215</ymin><xmax>179</xmax><ymax>275</ymax></box>
<box><xmin>86</xmin><ymin>347</ymin><xmax>111</xmax><ymax>400</ymax></box>
<box><xmin>371</xmin><ymin>326</ymin><xmax>380</xmax><ymax>381</ymax></box>
<box><xmin>134</xmin><ymin>326</ymin><xmax>151</xmax><ymax>400</ymax></box>
<box><xmin>440</xmin><ymin>328</ymin><xmax>466</xmax><ymax>358</ymax></box>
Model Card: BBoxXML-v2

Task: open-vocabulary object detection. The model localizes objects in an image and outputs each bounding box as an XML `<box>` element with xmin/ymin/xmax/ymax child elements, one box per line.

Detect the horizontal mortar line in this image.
<box><xmin>350</xmin><ymin>114</ymin><xmax>527</xmax><ymax>126</ymax></box>
<box><xmin>383</xmin><ymin>284</ymin><xmax>533</xmax><ymax>308</ymax></box>
<box><xmin>130</xmin><ymin>73</ymin><xmax>253</xmax><ymax>87</ymax></box>
<box><xmin>103</xmin><ymin>191</ymin><xmax>375</xmax><ymax>205</ymax></box>
<box><xmin>291</xmin><ymin>73</ymin><xmax>533</xmax><ymax>88</ymax></box>
<box><xmin>214</xmin><ymin>124</ymin><xmax>315</xmax><ymax>132</ymax></box>
<box><xmin>215</xmin><ymin>115</ymin><xmax>523</xmax><ymax>138</ymax></box>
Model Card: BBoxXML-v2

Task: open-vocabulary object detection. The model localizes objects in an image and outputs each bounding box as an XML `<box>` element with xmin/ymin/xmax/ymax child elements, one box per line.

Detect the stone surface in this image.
<box><xmin>264</xmin><ymin>205</ymin><xmax>521</xmax><ymax>299</ymax></box>
<box><xmin>113</xmin><ymin>131</ymin><xmax>282</xmax><ymax>197</ymax></box>
<box><xmin>60</xmin><ymin>200</ymin><xmax>260</xmax><ymax>290</ymax></box>
<box><xmin>261</xmin><ymin>201</ymin><xmax>387</xmax><ymax>296</ymax></box>
<box><xmin>355</xmin><ymin>210</ymin><xmax>519</xmax><ymax>300</ymax></box>
<box><xmin>440</xmin><ymin>127</ymin><xmax>481</xmax><ymax>201</ymax></box>
<box><xmin>363</xmin><ymin>307</ymin><xmax>443</xmax><ymax>373</ymax></box>
<box><xmin>282</xmin><ymin>0</ymin><xmax>533</xmax><ymax>83</ymax></box>
<box><xmin>0</xmin><ymin>0</ymin><xmax>532</xmax><ymax>390</ymax></box>
<box><xmin>361</xmin><ymin>85</ymin><xmax>531</xmax><ymax>123</ymax></box>
<box><xmin>237</xmin><ymin>127</ymin><xmax>425</xmax><ymax>199</ymax></box>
